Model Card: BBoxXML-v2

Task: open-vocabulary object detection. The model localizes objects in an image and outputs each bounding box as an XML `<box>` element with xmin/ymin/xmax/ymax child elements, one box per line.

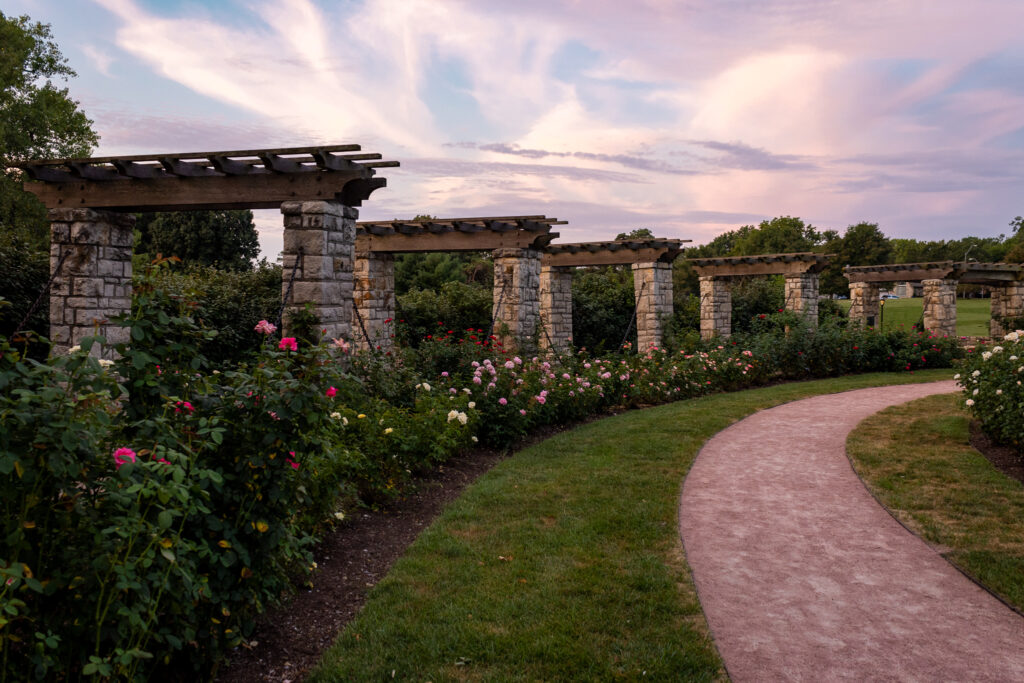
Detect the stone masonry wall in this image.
<box><xmin>492</xmin><ymin>247</ymin><xmax>541</xmax><ymax>351</ymax></box>
<box><xmin>699</xmin><ymin>276</ymin><xmax>731</xmax><ymax>339</ymax></box>
<box><xmin>48</xmin><ymin>208</ymin><xmax>134</xmax><ymax>358</ymax></box>
<box><xmin>921</xmin><ymin>278</ymin><xmax>957</xmax><ymax>337</ymax></box>
<box><xmin>353</xmin><ymin>251</ymin><xmax>395</xmax><ymax>350</ymax></box>
<box><xmin>632</xmin><ymin>261</ymin><xmax>673</xmax><ymax>349</ymax></box>
<box><xmin>784</xmin><ymin>273</ymin><xmax>819</xmax><ymax>327</ymax></box>
<box><xmin>280</xmin><ymin>200</ymin><xmax>355</xmax><ymax>342</ymax></box>
<box><xmin>990</xmin><ymin>281</ymin><xmax>1024</xmax><ymax>337</ymax></box>
<box><xmin>539</xmin><ymin>265</ymin><xmax>573</xmax><ymax>353</ymax></box>
<box><xmin>848</xmin><ymin>281</ymin><xmax>880</xmax><ymax>326</ymax></box>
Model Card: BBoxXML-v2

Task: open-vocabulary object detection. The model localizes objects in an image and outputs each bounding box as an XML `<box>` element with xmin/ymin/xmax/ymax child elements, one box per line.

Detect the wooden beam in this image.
<box><xmin>159</xmin><ymin>157</ymin><xmax>218</xmax><ymax>178</ymax></box>
<box><xmin>690</xmin><ymin>260</ymin><xmax>827</xmax><ymax>277</ymax></box>
<box><xmin>357</xmin><ymin>230</ymin><xmax>551</xmax><ymax>253</ymax></box>
<box><xmin>67</xmin><ymin>162</ymin><xmax>119</xmax><ymax>181</ymax></box>
<box><xmin>21</xmin><ymin>169</ymin><xmax>374</xmax><ymax>211</ymax></box>
<box><xmin>543</xmin><ymin>247</ymin><xmax>672</xmax><ymax>267</ymax></box>
<box><xmin>112</xmin><ymin>160</ymin><xmax>165</xmax><ymax>179</ymax></box>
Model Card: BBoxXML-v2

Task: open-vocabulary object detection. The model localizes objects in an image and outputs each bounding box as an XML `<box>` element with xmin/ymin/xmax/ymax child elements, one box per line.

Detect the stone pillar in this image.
<box><xmin>492</xmin><ymin>248</ymin><xmax>541</xmax><ymax>351</ymax></box>
<box><xmin>353</xmin><ymin>251</ymin><xmax>395</xmax><ymax>350</ymax></box>
<box><xmin>280</xmin><ymin>200</ymin><xmax>355</xmax><ymax>342</ymax></box>
<box><xmin>921</xmin><ymin>278</ymin><xmax>957</xmax><ymax>337</ymax></box>
<box><xmin>539</xmin><ymin>265</ymin><xmax>573</xmax><ymax>353</ymax></box>
<box><xmin>699</xmin><ymin>276</ymin><xmax>731</xmax><ymax>339</ymax></box>
<box><xmin>632</xmin><ymin>261</ymin><xmax>673</xmax><ymax>350</ymax></box>
<box><xmin>991</xmin><ymin>281</ymin><xmax>1024</xmax><ymax>337</ymax></box>
<box><xmin>784</xmin><ymin>273</ymin><xmax>819</xmax><ymax>327</ymax></box>
<box><xmin>990</xmin><ymin>286</ymin><xmax>1005</xmax><ymax>338</ymax></box>
<box><xmin>848</xmin><ymin>281</ymin><xmax>879</xmax><ymax>326</ymax></box>
<box><xmin>48</xmin><ymin>208</ymin><xmax>134</xmax><ymax>358</ymax></box>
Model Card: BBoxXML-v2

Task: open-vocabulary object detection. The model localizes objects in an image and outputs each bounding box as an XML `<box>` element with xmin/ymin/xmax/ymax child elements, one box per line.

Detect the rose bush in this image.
<box><xmin>958</xmin><ymin>331</ymin><xmax>1024</xmax><ymax>452</ymax></box>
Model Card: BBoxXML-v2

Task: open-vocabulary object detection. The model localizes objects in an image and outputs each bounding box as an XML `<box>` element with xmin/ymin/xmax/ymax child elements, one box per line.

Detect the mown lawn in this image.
<box><xmin>836</xmin><ymin>298</ymin><xmax>990</xmax><ymax>336</ymax></box>
<box><xmin>307</xmin><ymin>369</ymin><xmax>954</xmax><ymax>682</ymax></box>
<box><xmin>847</xmin><ymin>393</ymin><xmax>1024</xmax><ymax>611</ymax></box>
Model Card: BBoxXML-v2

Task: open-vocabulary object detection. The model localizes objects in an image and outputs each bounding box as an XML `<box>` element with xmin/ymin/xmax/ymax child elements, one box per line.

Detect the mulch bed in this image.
<box><xmin>969</xmin><ymin>420</ymin><xmax>1024</xmax><ymax>486</ymax></box>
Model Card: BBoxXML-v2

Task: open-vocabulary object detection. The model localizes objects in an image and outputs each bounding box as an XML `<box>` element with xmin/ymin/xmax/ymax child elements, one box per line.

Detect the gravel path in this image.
<box><xmin>679</xmin><ymin>381</ymin><xmax>1024</xmax><ymax>682</ymax></box>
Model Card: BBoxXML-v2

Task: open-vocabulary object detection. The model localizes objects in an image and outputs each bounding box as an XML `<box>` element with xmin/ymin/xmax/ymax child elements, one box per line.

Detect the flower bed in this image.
<box><xmin>0</xmin><ymin>274</ymin><xmax>963</xmax><ymax>680</ymax></box>
<box><xmin>957</xmin><ymin>330</ymin><xmax>1024</xmax><ymax>452</ymax></box>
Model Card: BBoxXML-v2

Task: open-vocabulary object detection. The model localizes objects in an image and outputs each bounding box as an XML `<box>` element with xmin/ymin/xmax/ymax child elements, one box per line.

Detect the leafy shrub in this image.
<box><xmin>0</xmin><ymin>234</ymin><xmax>49</xmax><ymax>357</ymax></box>
<box><xmin>571</xmin><ymin>267</ymin><xmax>635</xmax><ymax>352</ymax></box>
<box><xmin>395</xmin><ymin>282</ymin><xmax>492</xmax><ymax>348</ymax></box>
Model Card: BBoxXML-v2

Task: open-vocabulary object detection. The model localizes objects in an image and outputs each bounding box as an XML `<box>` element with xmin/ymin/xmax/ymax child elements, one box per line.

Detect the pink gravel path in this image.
<box><xmin>679</xmin><ymin>381</ymin><xmax>1024</xmax><ymax>682</ymax></box>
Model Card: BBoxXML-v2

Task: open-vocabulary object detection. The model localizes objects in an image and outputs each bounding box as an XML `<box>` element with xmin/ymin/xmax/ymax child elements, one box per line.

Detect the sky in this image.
<box><xmin>9</xmin><ymin>0</ymin><xmax>1024</xmax><ymax>260</ymax></box>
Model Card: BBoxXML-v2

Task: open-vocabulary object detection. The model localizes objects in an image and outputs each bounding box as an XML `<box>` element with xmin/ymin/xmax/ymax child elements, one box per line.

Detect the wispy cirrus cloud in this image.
<box><xmin>68</xmin><ymin>0</ymin><xmax>1024</xmax><ymax>259</ymax></box>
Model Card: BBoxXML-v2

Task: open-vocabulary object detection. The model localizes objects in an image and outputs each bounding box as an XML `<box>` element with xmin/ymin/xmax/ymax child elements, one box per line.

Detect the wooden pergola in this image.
<box><xmin>357</xmin><ymin>215</ymin><xmax>563</xmax><ymax>252</ymax></box>
<box><xmin>542</xmin><ymin>238</ymin><xmax>686</xmax><ymax>267</ymax></box>
<box><xmin>687</xmin><ymin>253</ymin><xmax>835</xmax><ymax>339</ymax></box>
<box><xmin>688</xmin><ymin>252</ymin><xmax>832</xmax><ymax>278</ymax></box>
<box><xmin>15</xmin><ymin>145</ymin><xmax>398</xmax><ymax>210</ymax></box>
<box><xmin>844</xmin><ymin>261</ymin><xmax>1024</xmax><ymax>336</ymax></box>
<box><xmin>14</xmin><ymin>144</ymin><xmax>398</xmax><ymax>356</ymax></box>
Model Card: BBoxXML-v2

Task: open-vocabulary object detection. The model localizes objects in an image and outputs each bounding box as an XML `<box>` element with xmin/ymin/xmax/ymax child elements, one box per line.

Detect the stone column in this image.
<box><xmin>48</xmin><ymin>208</ymin><xmax>134</xmax><ymax>358</ymax></box>
<box><xmin>353</xmin><ymin>251</ymin><xmax>395</xmax><ymax>351</ymax></box>
<box><xmin>848</xmin><ymin>281</ymin><xmax>879</xmax><ymax>326</ymax></box>
<box><xmin>921</xmin><ymin>278</ymin><xmax>957</xmax><ymax>337</ymax></box>
<box><xmin>990</xmin><ymin>286</ymin><xmax>1005</xmax><ymax>338</ymax></box>
<box><xmin>699</xmin><ymin>276</ymin><xmax>731</xmax><ymax>339</ymax></box>
<box><xmin>280</xmin><ymin>200</ymin><xmax>355</xmax><ymax>342</ymax></box>
<box><xmin>991</xmin><ymin>281</ymin><xmax>1024</xmax><ymax>337</ymax></box>
<box><xmin>784</xmin><ymin>273</ymin><xmax>819</xmax><ymax>327</ymax></box>
<box><xmin>539</xmin><ymin>265</ymin><xmax>573</xmax><ymax>353</ymax></box>
<box><xmin>492</xmin><ymin>248</ymin><xmax>541</xmax><ymax>351</ymax></box>
<box><xmin>632</xmin><ymin>261</ymin><xmax>673</xmax><ymax>350</ymax></box>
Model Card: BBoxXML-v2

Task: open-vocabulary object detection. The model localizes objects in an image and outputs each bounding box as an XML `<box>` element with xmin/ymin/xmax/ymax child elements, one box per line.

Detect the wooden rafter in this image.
<box><xmin>12</xmin><ymin>144</ymin><xmax>398</xmax><ymax>211</ymax></box>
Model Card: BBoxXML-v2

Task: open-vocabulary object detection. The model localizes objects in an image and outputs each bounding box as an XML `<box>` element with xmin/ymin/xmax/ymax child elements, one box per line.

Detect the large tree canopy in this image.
<box><xmin>137</xmin><ymin>210</ymin><xmax>261</xmax><ymax>272</ymax></box>
<box><xmin>0</xmin><ymin>12</ymin><xmax>98</xmax><ymax>246</ymax></box>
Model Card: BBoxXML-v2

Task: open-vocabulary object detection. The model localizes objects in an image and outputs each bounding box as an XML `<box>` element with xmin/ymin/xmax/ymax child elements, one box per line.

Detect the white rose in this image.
<box><xmin>468</xmin><ymin>401</ymin><xmax>476</xmax><ymax>409</ymax></box>
<box><xmin>965</xmin><ymin>398</ymin><xmax>975</xmax><ymax>406</ymax></box>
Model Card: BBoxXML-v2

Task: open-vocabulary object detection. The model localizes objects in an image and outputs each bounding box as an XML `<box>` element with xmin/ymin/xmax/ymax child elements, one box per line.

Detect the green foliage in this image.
<box><xmin>143</xmin><ymin>262</ymin><xmax>283</xmax><ymax>365</ymax></box>
<box><xmin>394</xmin><ymin>252</ymin><xmax>492</xmax><ymax>294</ymax></box>
<box><xmin>614</xmin><ymin>227</ymin><xmax>655</xmax><ymax>241</ymax></box>
<box><xmin>820</xmin><ymin>222</ymin><xmax>892</xmax><ymax>295</ymax></box>
<box><xmin>136</xmin><ymin>210</ymin><xmax>260</xmax><ymax>271</ymax></box>
<box><xmin>571</xmin><ymin>267</ymin><xmax>635</xmax><ymax>352</ymax></box>
<box><xmin>0</xmin><ymin>233</ymin><xmax>47</xmax><ymax>344</ymax></box>
<box><xmin>702</xmin><ymin>216</ymin><xmax>825</xmax><ymax>257</ymax></box>
<box><xmin>729</xmin><ymin>276</ymin><xmax>785</xmax><ymax>333</ymax></box>
<box><xmin>0</xmin><ymin>11</ymin><xmax>98</xmax><ymax>247</ymax></box>
<box><xmin>395</xmin><ymin>281</ymin><xmax>492</xmax><ymax>348</ymax></box>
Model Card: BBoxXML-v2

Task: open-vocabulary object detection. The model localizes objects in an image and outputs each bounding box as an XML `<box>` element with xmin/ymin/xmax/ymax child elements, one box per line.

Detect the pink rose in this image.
<box><xmin>113</xmin><ymin>447</ymin><xmax>136</xmax><ymax>469</ymax></box>
<box><xmin>254</xmin><ymin>319</ymin><xmax>277</xmax><ymax>335</ymax></box>
<box><xmin>325</xmin><ymin>386</ymin><xmax>337</xmax><ymax>398</ymax></box>
<box><xmin>278</xmin><ymin>337</ymin><xmax>298</xmax><ymax>351</ymax></box>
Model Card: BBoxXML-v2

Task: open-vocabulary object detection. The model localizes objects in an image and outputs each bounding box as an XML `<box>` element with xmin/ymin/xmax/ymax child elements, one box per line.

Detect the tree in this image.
<box><xmin>1004</xmin><ymin>216</ymin><xmax>1024</xmax><ymax>263</ymax></box>
<box><xmin>0</xmin><ymin>12</ymin><xmax>98</xmax><ymax>246</ymax></box>
<box><xmin>730</xmin><ymin>216</ymin><xmax>824</xmax><ymax>256</ymax></box>
<box><xmin>820</xmin><ymin>222</ymin><xmax>892</xmax><ymax>295</ymax></box>
<box><xmin>137</xmin><ymin>210</ymin><xmax>260</xmax><ymax>271</ymax></box>
<box><xmin>615</xmin><ymin>227</ymin><xmax>655</xmax><ymax>241</ymax></box>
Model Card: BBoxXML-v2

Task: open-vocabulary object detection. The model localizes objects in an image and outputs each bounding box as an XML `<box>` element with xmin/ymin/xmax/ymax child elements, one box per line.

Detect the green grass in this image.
<box><xmin>848</xmin><ymin>393</ymin><xmax>1024</xmax><ymax>611</ymax></box>
<box><xmin>835</xmin><ymin>298</ymin><xmax>990</xmax><ymax>336</ymax></box>
<box><xmin>308</xmin><ymin>369</ymin><xmax>955</xmax><ymax>682</ymax></box>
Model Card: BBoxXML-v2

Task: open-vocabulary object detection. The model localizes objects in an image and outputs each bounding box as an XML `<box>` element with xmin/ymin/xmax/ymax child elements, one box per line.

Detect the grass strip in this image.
<box><xmin>309</xmin><ymin>369</ymin><xmax>954</xmax><ymax>682</ymax></box>
<box><xmin>847</xmin><ymin>393</ymin><xmax>1024</xmax><ymax>611</ymax></box>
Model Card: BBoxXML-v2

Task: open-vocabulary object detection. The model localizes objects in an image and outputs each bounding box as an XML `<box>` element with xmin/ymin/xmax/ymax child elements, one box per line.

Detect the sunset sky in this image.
<box><xmin>9</xmin><ymin>0</ymin><xmax>1024</xmax><ymax>259</ymax></box>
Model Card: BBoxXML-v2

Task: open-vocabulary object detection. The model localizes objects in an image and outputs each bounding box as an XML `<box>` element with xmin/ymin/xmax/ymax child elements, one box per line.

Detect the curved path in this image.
<box><xmin>680</xmin><ymin>381</ymin><xmax>1024</xmax><ymax>682</ymax></box>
